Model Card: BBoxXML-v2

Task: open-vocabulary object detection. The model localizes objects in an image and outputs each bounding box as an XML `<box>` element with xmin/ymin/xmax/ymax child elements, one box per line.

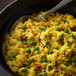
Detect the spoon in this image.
<box><xmin>19</xmin><ymin>0</ymin><xmax>72</xmax><ymax>22</ymax></box>
<box><xmin>11</xmin><ymin>0</ymin><xmax>72</xmax><ymax>31</ymax></box>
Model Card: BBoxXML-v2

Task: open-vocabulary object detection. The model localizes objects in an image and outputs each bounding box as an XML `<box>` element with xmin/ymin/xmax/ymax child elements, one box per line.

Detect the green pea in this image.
<box><xmin>45</xmin><ymin>41</ymin><xmax>49</xmax><ymax>45</ymax></box>
<box><xmin>40</xmin><ymin>27</ymin><xmax>43</xmax><ymax>30</ymax></box>
<box><xmin>48</xmin><ymin>66</ymin><xmax>52</xmax><ymax>71</ymax></box>
<box><xmin>58</xmin><ymin>21</ymin><xmax>61</xmax><ymax>25</ymax></box>
<box><xmin>35</xmin><ymin>71</ymin><xmax>39</xmax><ymax>74</ymax></box>
<box><xmin>34</xmin><ymin>67</ymin><xmax>39</xmax><ymax>74</ymax></box>
<box><xmin>64</xmin><ymin>62</ymin><xmax>69</xmax><ymax>66</ymax></box>
<box><xmin>26</xmin><ymin>48</ymin><xmax>31</xmax><ymax>53</ymax></box>
<box><xmin>58</xmin><ymin>46</ymin><xmax>62</xmax><ymax>50</ymax></box>
<box><xmin>22</xmin><ymin>67</ymin><xmax>28</xmax><ymax>72</ymax></box>
<box><xmin>35</xmin><ymin>47</ymin><xmax>39</xmax><ymax>51</ymax></box>
<box><xmin>63</xmin><ymin>20</ymin><xmax>66</xmax><ymax>23</ymax></box>
<box><xmin>40</xmin><ymin>27</ymin><xmax>46</xmax><ymax>31</ymax></box>
<box><xmin>49</xmin><ymin>50</ymin><xmax>53</xmax><ymax>54</ymax></box>
<box><xmin>22</xmin><ymin>41</ymin><xmax>27</xmax><ymax>45</ymax></box>
<box><xmin>56</xmin><ymin>27</ymin><xmax>61</xmax><ymax>31</ymax></box>
<box><xmin>70</xmin><ymin>58</ymin><xmax>76</xmax><ymax>63</ymax></box>
<box><xmin>61</xmin><ymin>33</ymin><xmax>64</xmax><ymax>37</ymax></box>
<box><xmin>70</xmin><ymin>34</ymin><xmax>74</xmax><ymax>38</ymax></box>
<box><xmin>13</xmin><ymin>70</ymin><xmax>18</xmax><ymax>73</ymax></box>
<box><xmin>27</xmin><ymin>58</ymin><xmax>34</xmax><ymax>63</ymax></box>
<box><xmin>12</xmin><ymin>52</ymin><xmax>17</xmax><ymax>57</ymax></box>
<box><xmin>64</xmin><ymin>28</ymin><xmax>69</xmax><ymax>33</ymax></box>
<box><xmin>22</xmin><ymin>25</ymin><xmax>27</xmax><ymax>30</ymax></box>
<box><xmin>30</xmin><ymin>41</ymin><xmax>35</xmax><ymax>45</ymax></box>
<box><xmin>41</xmin><ymin>58</ymin><xmax>47</xmax><ymax>63</ymax></box>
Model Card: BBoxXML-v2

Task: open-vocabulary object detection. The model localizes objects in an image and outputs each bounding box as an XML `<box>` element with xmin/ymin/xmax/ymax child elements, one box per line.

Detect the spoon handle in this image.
<box><xmin>40</xmin><ymin>0</ymin><xmax>72</xmax><ymax>19</ymax></box>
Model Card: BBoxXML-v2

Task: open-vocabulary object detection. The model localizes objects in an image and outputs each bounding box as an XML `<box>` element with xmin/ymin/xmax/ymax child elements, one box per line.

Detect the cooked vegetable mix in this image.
<box><xmin>2</xmin><ymin>12</ymin><xmax>76</xmax><ymax>76</ymax></box>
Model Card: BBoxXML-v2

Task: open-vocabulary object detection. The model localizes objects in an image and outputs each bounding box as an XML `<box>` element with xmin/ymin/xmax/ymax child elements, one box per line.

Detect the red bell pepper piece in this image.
<box><xmin>34</xmin><ymin>64</ymin><xmax>42</xmax><ymax>71</ymax></box>
<box><xmin>57</xmin><ymin>52</ymin><xmax>59</xmax><ymax>56</ymax></box>
<box><xmin>61</xmin><ymin>26</ymin><xmax>65</xmax><ymax>31</ymax></box>
<box><xmin>29</xmin><ymin>27</ymin><xmax>32</xmax><ymax>29</ymax></box>
<box><xmin>37</xmin><ymin>38</ymin><xmax>41</xmax><ymax>43</ymax></box>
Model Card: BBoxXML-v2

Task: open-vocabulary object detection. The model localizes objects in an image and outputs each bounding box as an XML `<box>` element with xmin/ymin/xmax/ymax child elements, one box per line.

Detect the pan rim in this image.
<box><xmin>0</xmin><ymin>0</ymin><xmax>18</xmax><ymax>15</ymax></box>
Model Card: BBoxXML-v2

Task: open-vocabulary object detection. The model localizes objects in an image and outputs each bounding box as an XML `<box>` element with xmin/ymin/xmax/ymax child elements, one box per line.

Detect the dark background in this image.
<box><xmin>0</xmin><ymin>1</ymin><xmax>14</xmax><ymax>76</ymax></box>
<box><xmin>0</xmin><ymin>0</ymin><xmax>14</xmax><ymax>11</ymax></box>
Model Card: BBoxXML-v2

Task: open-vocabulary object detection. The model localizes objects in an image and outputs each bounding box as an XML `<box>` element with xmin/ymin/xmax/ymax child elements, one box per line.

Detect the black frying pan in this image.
<box><xmin>0</xmin><ymin>0</ymin><xmax>76</xmax><ymax>76</ymax></box>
